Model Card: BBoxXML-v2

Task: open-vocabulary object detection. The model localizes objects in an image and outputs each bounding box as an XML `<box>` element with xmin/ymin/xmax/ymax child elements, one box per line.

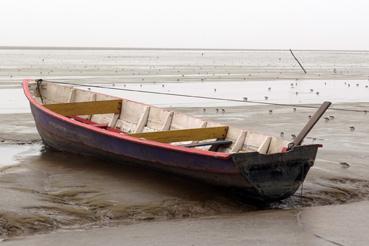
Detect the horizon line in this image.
<box><xmin>0</xmin><ymin>45</ymin><xmax>368</xmax><ymax>52</ymax></box>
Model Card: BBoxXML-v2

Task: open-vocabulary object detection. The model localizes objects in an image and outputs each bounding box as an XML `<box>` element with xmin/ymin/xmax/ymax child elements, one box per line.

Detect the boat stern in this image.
<box><xmin>231</xmin><ymin>144</ymin><xmax>320</xmax><ymax>201</ymax></box>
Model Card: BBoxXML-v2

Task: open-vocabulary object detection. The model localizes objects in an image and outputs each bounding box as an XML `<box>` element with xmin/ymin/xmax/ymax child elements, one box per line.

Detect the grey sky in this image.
<box><xmin>0</xmin><ymin>0</ymin><xmax>368</xmax><ymax>50</ymax></box>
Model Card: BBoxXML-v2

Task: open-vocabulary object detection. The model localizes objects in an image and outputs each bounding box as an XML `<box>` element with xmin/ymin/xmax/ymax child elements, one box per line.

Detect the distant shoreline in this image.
<box><xmin>0</xmin><ymin>46</ymin><xmax>368</xmax><ymax>52</ymax></box>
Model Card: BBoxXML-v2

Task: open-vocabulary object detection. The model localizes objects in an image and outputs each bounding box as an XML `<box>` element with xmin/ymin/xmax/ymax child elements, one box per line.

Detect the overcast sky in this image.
<box><xmin>0</xmin><ymin>0</ymin><xmax>368</xmax><ymax>50</ymax></box>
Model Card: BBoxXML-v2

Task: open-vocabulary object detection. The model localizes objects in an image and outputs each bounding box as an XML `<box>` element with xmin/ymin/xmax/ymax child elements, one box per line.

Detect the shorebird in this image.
<box><xmin>264</xmin><ymin>96</ymin><xmax>268</xmax><ymax>100</ymax></box>
<box><xmin>293</xmin><ymin>107</ymin><xmax>297</xmax><ymax>112</ymax></box>
<box><xmin>214</xmin><ymin>88</ymin><xmax>217</xmax><ymax>92</ymax></box>
<box><xmin>202</xmin><ymin>108</ymin><xmax>206</xmax><ymax>112</ymax></box>
<box><xmin>324</xmin><ymin>117</ymin><xmax>330</xmax><ymax>121</ymax></box>
<box><xmin>243</xmin><ymin>97</ymin><xmax>248</xmax><ymax>101</ymax></box>
<box><xmin>221</xmin><ymin>109</ymin><xmax>225</xmax><ymax>113</ymax></box>
<box><xmin>295</xmin><ymin>92</ymin><xmax>298</xmax><ymax>95</ymax></box>
<box><xmin>310</xmin><ymin>89</ymin><xmax>314</xmax><ymax>92</ymax></box>
<box><xmin>291</xmin><ymin>134</ymin><xmax>296</xmax><ymax>139</ymax></box>
<box><xmin>268</xmin><ymin>87</ymin><xmax>271</xmax><ymax>91</ymax></box>
<box><xmin>339</xmin><ymin>162</ymin><xmax>350</xmax><ymax>168</ymax></box>
<box><xmin>366</xmin><ymin>85</ymin><xmax>368</xmax><ymax>88</ymax></box>
<box><xmin>268</xmin><ymin>109</ymin><xmax>273</xmax><ymax>114</ymax></box>
<box><xmin>308</xmin><ymin>115</ymin><xmax>312</xmax><ymax>119</ymax></box>
<box><xmin>280</xmin><ymin>132</ymin><xmax>284</xmax><ymax>137</ymax></box>
<box><xmin>329</xmin><ymin>115</ymin><xmax>335</xmax><ymax>120</ymax></box>
<box><xmin>216</xmin><ymin>108</ymin><xmax>219</xmax><ymax>113</ymax></box>
<box><xmin>316</xmin><ymin>91</ymin><xmax>320</xmax><ymax>95</ymax></box>
<box><xmin>350</xmin><ymin>126</ymin><xmax>355</xmax><ymax>131</ymax></box>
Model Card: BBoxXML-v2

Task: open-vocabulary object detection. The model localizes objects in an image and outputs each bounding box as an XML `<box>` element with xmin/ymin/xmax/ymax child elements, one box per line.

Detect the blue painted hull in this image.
<box><xmin>29</xmin><ymin>103</ymin><xmax>320</xmax><ymax>201</ymax></box>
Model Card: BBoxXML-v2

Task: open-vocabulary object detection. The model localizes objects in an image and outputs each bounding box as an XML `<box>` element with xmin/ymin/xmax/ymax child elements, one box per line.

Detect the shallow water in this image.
<box><xmin>90</xmin><ymin>79</ymin><xmax>369</xmax><ymax>107</ymax></box>
<box><xmin>1</xmin><ymin>49</ymin><xmax>369</xmax><ymax>84</ymax></box>
<box><xmin>0</xmin><ymin>144</ymin><xmax>41</xmax><ymax>168</ymax></box>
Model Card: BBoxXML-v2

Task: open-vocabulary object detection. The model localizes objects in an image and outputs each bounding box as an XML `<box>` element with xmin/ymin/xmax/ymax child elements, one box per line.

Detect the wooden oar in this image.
<box><xmin>288</xmin><ymin>101</ymin><xmax>332</xmax><ymax>150</ymax></box>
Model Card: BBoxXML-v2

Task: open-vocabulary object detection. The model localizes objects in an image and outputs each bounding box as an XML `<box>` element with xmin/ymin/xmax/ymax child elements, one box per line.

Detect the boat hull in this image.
<box><xmin>28</xmin><ymin>99</ymin><xmax>320</xmax><ymax>202</ymax></box>
<box><xmin>22</xmin><ymin>76</ymin><xmax>320</xmax><ymax>202</ymax></box>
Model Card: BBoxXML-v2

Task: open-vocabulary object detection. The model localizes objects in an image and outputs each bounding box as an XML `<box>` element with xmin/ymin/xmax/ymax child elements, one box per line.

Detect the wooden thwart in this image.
<box><xmin>44</xmin><ymin>100</ymin><xmax>122</xmax><ymax>116</ymax></box>
<box><xmin>130</xmin><ymin>126</ymin><xmax>229</xmax><ymax>143</ymax></box>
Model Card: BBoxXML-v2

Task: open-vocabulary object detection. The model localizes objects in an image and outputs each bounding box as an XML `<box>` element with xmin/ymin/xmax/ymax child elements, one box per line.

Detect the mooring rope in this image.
<box><xmin>43</xmin><ymin>80</ymin><xmax>369</xmax><ymax>113</ymax></box>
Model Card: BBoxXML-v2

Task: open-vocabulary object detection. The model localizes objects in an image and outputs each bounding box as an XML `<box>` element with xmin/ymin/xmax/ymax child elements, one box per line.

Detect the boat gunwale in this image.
<box><xmin>23</xmin><ymin>79</ymin><xmax>233</xmax><ymax>160</ymax></box>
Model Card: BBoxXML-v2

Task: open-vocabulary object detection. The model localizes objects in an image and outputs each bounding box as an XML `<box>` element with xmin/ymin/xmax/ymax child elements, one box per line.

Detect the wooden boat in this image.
<box><xmin>23</xmin><ymin>79</ymin><xmax>326</xmax><ymax>202</ymax></box>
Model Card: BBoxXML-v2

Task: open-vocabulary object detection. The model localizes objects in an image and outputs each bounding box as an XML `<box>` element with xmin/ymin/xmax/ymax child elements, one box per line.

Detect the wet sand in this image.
<box><xmin>1</xmin><ymin>48</ymin><xmax>369</xmax><ymax>244</ymax></box>
<box><xmin>4</xmin><ymin>201</ymin><xmax>369</xmax><ymax>246</ymax></box>
<box><xmin>1</xmin><ymin>102</ymin><xmax>369</xmax><ymax>244</ymax></box>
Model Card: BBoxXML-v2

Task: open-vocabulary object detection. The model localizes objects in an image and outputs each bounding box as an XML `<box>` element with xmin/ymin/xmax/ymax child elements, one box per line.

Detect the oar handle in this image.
<box><xmin>288</xmin><ymin>101</ymin><xmax>332</xmax><ymax>150</ymax></box>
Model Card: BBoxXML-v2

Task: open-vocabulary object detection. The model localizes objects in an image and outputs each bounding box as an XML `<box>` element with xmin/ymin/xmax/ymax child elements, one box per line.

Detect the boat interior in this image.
<box><xmin>29</xmin><ymin>81</ymin><xmax>289</xmax><ymax>154</ymax></box>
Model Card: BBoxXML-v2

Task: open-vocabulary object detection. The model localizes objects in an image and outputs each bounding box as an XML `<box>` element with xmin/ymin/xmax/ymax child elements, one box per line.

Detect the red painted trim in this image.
<box><xmin>71</xmin><ymin>116</ymin><xmax>108</xmax><ymax>128</ymax></box>
<box><xmin>22</xmin><ymin>80</ymin><xmax>232</xmax><ymax>160</ymax></box>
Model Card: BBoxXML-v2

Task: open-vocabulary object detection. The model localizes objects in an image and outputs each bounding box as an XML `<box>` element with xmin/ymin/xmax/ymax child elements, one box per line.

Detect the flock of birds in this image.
<box><xmin>196</xmin><ymin>80</ymin><xmax>366</xmax><ymax>136</ymax></box>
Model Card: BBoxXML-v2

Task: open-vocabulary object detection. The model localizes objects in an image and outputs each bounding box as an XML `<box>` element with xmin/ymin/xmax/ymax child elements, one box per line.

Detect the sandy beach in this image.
<box><xmin>1</xmin><ymin>48</ymin><xmax>369</xmax><ymax>245</ymax></box>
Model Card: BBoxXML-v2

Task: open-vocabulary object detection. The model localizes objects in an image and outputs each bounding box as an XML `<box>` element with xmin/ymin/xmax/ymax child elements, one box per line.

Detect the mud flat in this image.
<box><xmin>4</xmin><ymin>201</ymin><xmax>369</xmax><ymax>246</ymax></box>
<box><xmin>1</xmin><ymin>101</ymin><xmax>369</xmax><ymax>244</ymax></box>
<box><xmin>0</xmin><ymin>114</ymin><xmax>40</xmax><ymax>145</ymax></box>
